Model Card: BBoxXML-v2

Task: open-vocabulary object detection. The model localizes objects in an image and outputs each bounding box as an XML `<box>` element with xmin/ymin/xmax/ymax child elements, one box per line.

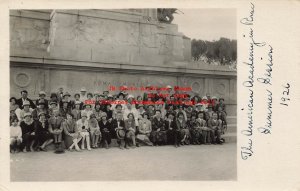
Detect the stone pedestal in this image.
<box><xmin>10</xmin><ymin>9</ymin><xmax>237</xmax><ymax>116</ymax></box>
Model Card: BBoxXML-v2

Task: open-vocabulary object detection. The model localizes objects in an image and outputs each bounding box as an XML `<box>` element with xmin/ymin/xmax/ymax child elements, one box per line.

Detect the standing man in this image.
<box><xmin>16</xmin><ymin>90</ymin><xmax>36</xmax><ymax>109</ymax></box>
<box><xmin>79</xmin><ymin>87</ymin><xmax>88</xmax><ymax>102</ymax></box>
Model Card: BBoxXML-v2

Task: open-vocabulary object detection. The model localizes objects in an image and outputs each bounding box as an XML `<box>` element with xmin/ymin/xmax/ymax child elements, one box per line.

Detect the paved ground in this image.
<box><xmin>10</xmin><ymin>142</ymin><xmax>236</xmax><ymax>181</ymax></box>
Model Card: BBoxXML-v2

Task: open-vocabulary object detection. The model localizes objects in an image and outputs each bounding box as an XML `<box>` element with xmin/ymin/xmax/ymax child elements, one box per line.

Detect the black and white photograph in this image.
<box><xmin>9</xmin><ymin>8</ymin><xmax>237</xmax><ymax>181</ymax></box>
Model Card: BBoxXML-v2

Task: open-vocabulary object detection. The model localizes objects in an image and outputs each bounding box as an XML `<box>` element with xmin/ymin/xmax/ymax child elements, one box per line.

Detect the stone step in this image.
<box><xmin>226</xmin><ymin>124</ymin><xmax>237</xmax><ymax>133</ymax></box>
<box><xmin>226</xmin><ymin>116</ymin><xmax>237</xmax><ymax>125</ymax></box>
<box><xmin>222</xmin><ymin>132</ymin><xmax>237</xmax><ymax>143</ymax></box>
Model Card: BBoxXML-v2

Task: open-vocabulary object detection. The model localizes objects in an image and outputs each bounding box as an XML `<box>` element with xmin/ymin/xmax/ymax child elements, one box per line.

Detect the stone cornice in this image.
<box><xmin>10</xmin><ymin>56</ymin><xmax>237</xmax><ymax>79</ymax></box>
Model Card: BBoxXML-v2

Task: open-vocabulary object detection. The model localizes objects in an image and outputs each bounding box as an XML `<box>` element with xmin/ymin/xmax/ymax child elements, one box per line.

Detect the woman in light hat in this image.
<box><xmin>137</xmin><ymin>112</ymin><xmax>153</xmax><ymax>146</ymax></box>
<box><xmin>89</xmin><ymin>113</ymin><xmax>101</xmax><ymax>148</ymax></box>
<box><xmin>98</xmin><ymin>112</ymin><xmax>112</xmax><ymax>149</ymax></box>
<box><xmin>20</xmin><ymin>112</ymin><xmax>35</xmax><ymax>152</ymax></box>
<box><xmin>48</xmin><ymin>101</ymin><xmax>59</xmax><ymax>117</ymax></box>
<box><xmin>10</xmin><ymin>117</ymin><xmax>22</xmax><ymax>153</ymax></box>
<box><xmin>76</xmin><ymin>112</ymin><xmax>91</xmax><ymax>150</ymax></box>
<box><xmin>34</xmin><ymin>112</ymin><xmax>53</xmax><ymax>151</ymax></box>
<box><xmin>18</xmin><ymin>101</ymin><xmax>33</xmax><ymax>122</ymax></box>
<box><xmin>200</xmin><ymin>96</ymin><xmax>209</xmax><ymax>112</ymax></box>
<box><xmin>63</xmin><ymin>113</ymin><xmax>82</xmax><ymax>152</ymax></box>
<box><xmin>82</xmin><ymin>103</ymin><xmax>93</xmax><ymax>120</ymax></box>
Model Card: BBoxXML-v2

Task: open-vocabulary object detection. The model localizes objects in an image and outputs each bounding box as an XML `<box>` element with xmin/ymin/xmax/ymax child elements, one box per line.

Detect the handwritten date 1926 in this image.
<box><xmin>280</xmin><ymin>83</ymin><xmax>291</xmax><ymax>106</ymax></box>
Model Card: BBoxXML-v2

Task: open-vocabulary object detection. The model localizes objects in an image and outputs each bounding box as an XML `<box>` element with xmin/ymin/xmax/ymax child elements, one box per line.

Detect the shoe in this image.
<box><xmin>40</xmin><ymin>147</ymin><xmax>47</xmax><ymax>152</ymax></box>
<box><xmin>68</xmin><ymin>148</ymin><xmax>74</xmax><ymax>152</ymax></box>
<box><xmin>81</xmin><ymin>145</ymin><xmax>85</xmax><ymax>150</ymax></box>
<box><xmin>23</xmin><ymin>148</ymin><xmax>27</xmax><ymax>153</ymax></box>
<box><xmin>131</xmin><ymin>145</ymin><xmax>136</xmax><ymax>149</ymax></box>
<box><xmin>75</xmin><ymin>148</ymin><xmax>82</xmax><ymax>152</ymax></box>
<box><xmin>175</xmin><ymin>145</ymin><xmax>178</xmax><ymax>148</ymax></box>
<box><xmin>87</xmin><ymin>147</ymin><xmax>92</xmax><ymax>151</ymax></box>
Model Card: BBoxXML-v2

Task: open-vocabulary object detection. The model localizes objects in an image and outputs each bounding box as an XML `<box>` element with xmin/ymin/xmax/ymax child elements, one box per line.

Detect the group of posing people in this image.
<box><xmin>9</xmin><ymin>85</ymin><xmax>227</xmax><ymax>153</ymax></box>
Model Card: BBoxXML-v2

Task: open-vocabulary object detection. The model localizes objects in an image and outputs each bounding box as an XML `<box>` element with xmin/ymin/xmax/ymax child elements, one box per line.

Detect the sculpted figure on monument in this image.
<box><xmin>157</xmin><ymin>8</ymin><xmax>178</xmax><ymax>24</ymax></box>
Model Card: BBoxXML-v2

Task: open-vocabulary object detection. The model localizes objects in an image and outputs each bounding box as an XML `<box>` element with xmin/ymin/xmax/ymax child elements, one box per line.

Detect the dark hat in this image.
<box><xmin>219</xmin><ymin>98</ymin><xmax>225</xmax><ymax>101</ymax></box>
<box><xmin>49</xmin><ymin>101</ymin><xmax>57</xmax><ymax>105</ymax></box>
<box><xmin>50</xmin><ymin>93</ymin><xmax>58</xmax><ymax>98</ymax></box>
<box><xmin>74</xmin><ymin>93</ymin><xmax>80</xmax><ymax>97</ymax></box>
<box><xmin>63</xmin><ymin>92</ymin><xmax>71</xmax><ymax>97</ymax></box>
<box><xmin>103</xmin><ymin>90</ymin><xmax>109</xmax><ymax>94</ymax></box>
<box><xmin>116</xmin><ymin>129</ymin><xmax>126</xmax><ymax>139</ymax></box>
<box><xmin>166</xmin><ymin>112</ymin><xmax>175</xmax><ymax>117</ymax></box>
<box><xmin>118</xmin><ymin>92</ymin><xmax>125</xmax><ymax>98</ymax></box>
<box><xmin>87</xmin><ymin>92</ymin><xmax>93</xmax><ymax>97</ymax></box>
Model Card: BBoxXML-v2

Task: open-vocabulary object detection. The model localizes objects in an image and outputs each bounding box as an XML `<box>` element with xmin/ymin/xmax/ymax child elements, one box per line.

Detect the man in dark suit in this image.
<box><xmin>16</xmin><ymin>90</ymin><xmax>36</xmax><ymax>109</ymax></box>
<box><xmin>165</xmin><ymin>112</ymin><xmax>180</xmax><ymax>147</ymax></box>
<box><xmin>110</xmin><ymin>112</ymin><xmax>126</xmax><ymax>149</ymax></box>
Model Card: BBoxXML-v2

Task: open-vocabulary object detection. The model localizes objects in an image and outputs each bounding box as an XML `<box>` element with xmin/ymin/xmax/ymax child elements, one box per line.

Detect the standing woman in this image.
<box><xmin>20</xmin><ymin>112</ymin><xmax>35</xmax><ymax>152</ymax></box>
<box><xmin>10</xmin><ymin>117</ymin><xmax>22</xmax><ymax>153</ymax></box>
<box><xmin>98</xmin><ymin>112</ymin><xmax>112</xmax><ymax>149</ymax></box>
<box><xmin>137</xmin><ymin>113</ymin><xmax>153</xmax><ymax>146</ymax></box>
<box><xmin>63</xmin><ymin>113</ymin><xmax>82</xmax><ymax>152</ymax></box>
<box><xmin>124</xmin><ymin>113</ymin><xmax>137</xmax><ymax>148</ymax></box>
<box><xmin>89</xmin><ymin>113</ymin><xmax>101</xmax><ymax>148</ymax></box>
<box><xmin>34</xmin><ymin>112</ymin><xmax>53</xmax><ymax>151</ymax></box>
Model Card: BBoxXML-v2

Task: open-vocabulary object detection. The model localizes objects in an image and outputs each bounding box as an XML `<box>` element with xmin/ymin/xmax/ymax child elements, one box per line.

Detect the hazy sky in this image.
<box><xmin>172</xmin><ymin>9</ymin><xmax>236</xmax><ymax>41</ymax></box>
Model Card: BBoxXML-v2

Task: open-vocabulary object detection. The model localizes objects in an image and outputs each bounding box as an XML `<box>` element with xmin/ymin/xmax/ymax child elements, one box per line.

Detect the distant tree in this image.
<box><xmin>191</xmin><ymin>37</ymin><xmax>237</xmax><ymax>64</ymax></box>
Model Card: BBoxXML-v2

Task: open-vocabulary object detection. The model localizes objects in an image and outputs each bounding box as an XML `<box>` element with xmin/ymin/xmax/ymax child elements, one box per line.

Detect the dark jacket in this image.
<box><xmin>16</xmin><ymin>98</ymin><xmax>36</xmax><ymax>109</ymax></box>
<box><xmin>164</xmin><ymin>119</ymin><xmax>177</xmax><ymax>131</ymax></box>
<box><xmin>152</xmin><ymin>117</ymin><xmax>166</xmax><ymax>131</ymax></box>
